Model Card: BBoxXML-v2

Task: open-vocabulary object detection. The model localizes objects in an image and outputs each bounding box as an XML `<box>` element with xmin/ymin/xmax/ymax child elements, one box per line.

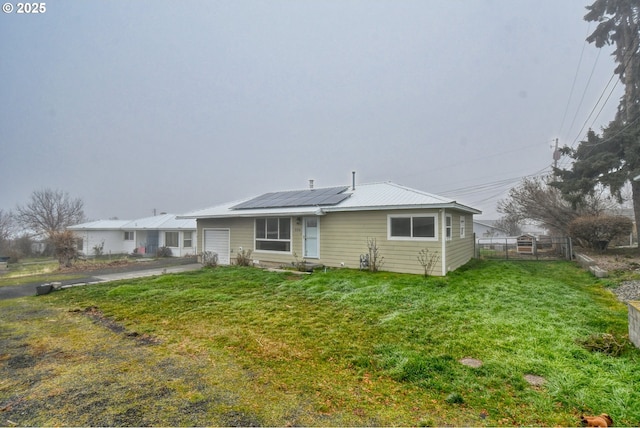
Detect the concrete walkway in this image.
<box><xmin>0</xmin><ymin>263</ymin><xmax>203</xmax><ymax>300</ymax></box>
<box><xmin>87</xmin><ymin>263</ymin><xmax>203</xmax><ymax>283</ymax></box>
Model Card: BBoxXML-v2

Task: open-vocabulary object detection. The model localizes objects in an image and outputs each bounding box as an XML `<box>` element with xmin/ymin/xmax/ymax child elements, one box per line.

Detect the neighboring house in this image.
<box><xmin>520</xmin><ymin>221</ymin><xmax>548</xmax><ymax>237</ymax></box>
<box><xmin>180</xmin><ymin>181</ymin><xmax>481</xmax><ymax>276</ymax></box>
<box><xmin>474</xmin><ymin>220</ymin><xmax>509</xmax><ymax>238</ymax></box>
<box><xmin>68</xmin><ymin>214</ymin><xmax>197</xmax><ymax>257</ymax></box>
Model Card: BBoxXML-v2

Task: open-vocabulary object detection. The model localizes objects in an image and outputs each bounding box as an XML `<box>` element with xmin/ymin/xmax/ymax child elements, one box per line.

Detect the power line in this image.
<box><xmin>567</xmin><ymin>41</ymin><xmax>602</xmax><ymax>139</ymax></box>
<box><xmin>558</xmin><ymin>22</ymin><xmax>592</xmax><ymax>137</ymax></box>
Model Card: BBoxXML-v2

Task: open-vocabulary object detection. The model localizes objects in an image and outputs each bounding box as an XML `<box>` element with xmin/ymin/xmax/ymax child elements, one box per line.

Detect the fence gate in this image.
<box><xmin>475</xmin><ymin>236</ymin><xmax>573</xmax><ymax>261</ymax></box>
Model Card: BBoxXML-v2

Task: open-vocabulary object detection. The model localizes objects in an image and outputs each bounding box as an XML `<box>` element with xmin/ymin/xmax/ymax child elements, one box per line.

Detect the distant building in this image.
<box><xmin>68</xmin><ymin>213</ymin><xmax>197</xmax><ymax>257</ymax></box>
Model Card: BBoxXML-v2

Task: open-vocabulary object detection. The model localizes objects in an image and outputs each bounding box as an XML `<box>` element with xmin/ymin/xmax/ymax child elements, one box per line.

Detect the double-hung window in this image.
<box><xmin>255</xmin><ymin>217</ymin><xmax>291</xmax><ymax>252</ymax></box>
<box><xmin>183</xmin><ymin>231</ymin><xmax>193</xmax><ymax>248</ymax></box>
<box><xmin>165</xmin><ymin>231</ymin><xmax>179</xmax><ymax>247</ymax></box>
<box><xmin>388</xmin><ymin>215</ymin><xmax>437</xmax><ymax>240</ymax></box>
<box><xmin>445</xmin><ymin>214</ymin><xmax>452</xmax><ymax>241</ymax></box>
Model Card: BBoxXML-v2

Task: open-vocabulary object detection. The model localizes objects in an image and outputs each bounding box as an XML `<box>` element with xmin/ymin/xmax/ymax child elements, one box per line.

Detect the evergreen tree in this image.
<box><xmin>553</xmin><ymin>0</ymin><xmax>640</xmax><ymax>249</ymax></box>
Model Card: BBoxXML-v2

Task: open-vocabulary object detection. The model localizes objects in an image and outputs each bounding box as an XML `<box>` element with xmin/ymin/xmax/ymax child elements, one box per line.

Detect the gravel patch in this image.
<box><xmin>611</xmin><ymin>280</ymin><xmax>640</xmax><ymax>302</ymax></box>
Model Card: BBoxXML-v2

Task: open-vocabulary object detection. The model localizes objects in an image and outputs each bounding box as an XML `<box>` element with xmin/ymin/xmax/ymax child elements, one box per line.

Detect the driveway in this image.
<box><xmin>0</xmin><ymin>259</ymin><xmax>203</xmax><ymax>300</ymax></box>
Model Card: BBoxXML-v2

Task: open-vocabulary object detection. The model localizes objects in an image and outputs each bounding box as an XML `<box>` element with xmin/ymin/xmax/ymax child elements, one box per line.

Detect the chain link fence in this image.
<box><xmin>475</xmin><ymin>235</ymin><xmax>573</xmax><ymax>261</ymax></box>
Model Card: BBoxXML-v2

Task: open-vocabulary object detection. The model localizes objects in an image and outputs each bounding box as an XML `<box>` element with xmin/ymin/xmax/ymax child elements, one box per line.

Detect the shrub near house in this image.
<box><xmin>568</xmin><ymin>215</ymin><xmax>633</xmax><ymax>250</ymax></box>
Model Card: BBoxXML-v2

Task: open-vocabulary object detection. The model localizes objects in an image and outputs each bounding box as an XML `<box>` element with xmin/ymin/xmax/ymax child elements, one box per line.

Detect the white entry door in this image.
<box><xmin>303</xmin><ymin>217</ymin><xmax>319</xmax><ymax>258</ymax></box>
<box><xmin>203</xmin><ymin>229</ymin><xmax>230</xmax><ymax>265</ymax></box>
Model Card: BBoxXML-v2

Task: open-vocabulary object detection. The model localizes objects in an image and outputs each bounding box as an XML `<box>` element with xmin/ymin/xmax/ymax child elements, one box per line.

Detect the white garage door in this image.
<box><xmin>203</xmin><ymin>229</ymin><xmax>230</xmax><ymax>265</ymax></box>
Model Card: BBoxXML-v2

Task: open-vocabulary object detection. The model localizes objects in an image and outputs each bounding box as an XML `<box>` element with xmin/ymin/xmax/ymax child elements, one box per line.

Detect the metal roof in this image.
<box><xmin>68</xmin><ymin>214</ymin><xmax>196</xmax><ymax>231</ymax></box>
<box><xmin>67</xmin><ymin>219</ymin><xmax>129</xmax><ymax>230</ymax></box>
<box><xmin>180</xmin><ymin>182</ymin><xmax>481</xmax><ymax>219</ymax></box>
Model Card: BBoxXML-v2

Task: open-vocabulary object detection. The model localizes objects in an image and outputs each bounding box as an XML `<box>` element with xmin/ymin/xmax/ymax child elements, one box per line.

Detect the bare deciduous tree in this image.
<box><xmin>493</xmin><ymin>215</ymin><xmax>522</xmax><ymax>236</ymax></box>
<box><xmin>0</xmin><ymin>209</ymin><xmax>14</xmax><ymax>254</ymax></box>
<box><xmin>366</xmin><ymin>237</ymin><xmax>384</xmax><ymax>272</ymax></box>
<box><xmin>15</xmin><ymin>188</ymin><xmax>85</xmax><ymax>239</ymax></box>
<box><xmin>497</xmin><ymin>176</ymin><xmax>613</xmax><ymax>235</ymax></box>
<box><xmin>417</xmin><ymin>248</ymin><xmax>440</xmax><ymax>277</ymax></box>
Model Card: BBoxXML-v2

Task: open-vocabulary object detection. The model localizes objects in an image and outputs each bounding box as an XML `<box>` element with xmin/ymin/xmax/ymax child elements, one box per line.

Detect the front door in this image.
<box><xmin>303</xmin><ymin>217</ymin><xmax>319</xmax><ymax>258</ymax></box>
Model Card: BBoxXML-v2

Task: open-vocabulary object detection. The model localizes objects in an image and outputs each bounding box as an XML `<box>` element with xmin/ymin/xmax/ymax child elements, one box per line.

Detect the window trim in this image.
<box><xmin>254</xmin><ymin>217</ymin><xmax>292</xmax><ymax>253</ymax></box>
<box><xmin>460</xmin><ymin>216</ymin><xmax>466</xmax><ymax>238</ymax></box>
<box><xmin>445</xmin><ymin>214</ymin><xmax>452</xmax><ymax>241</ymax></box>
<box><xmin>387</xmin><ymin>214</ymin><xmax>438</xmax><ymax>241</ymax></box>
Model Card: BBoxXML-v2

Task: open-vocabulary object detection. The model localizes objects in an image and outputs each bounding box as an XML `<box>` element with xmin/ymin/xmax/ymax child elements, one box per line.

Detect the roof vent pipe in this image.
<box><xmin>352</xmin><ymin>171</ymin><xmax>356</xmax><ymax>190</ymax></box>
<box><xmin>309</xmin><ymin>179</ymin><xmax>314</xmax><ymax>189</ymax></box>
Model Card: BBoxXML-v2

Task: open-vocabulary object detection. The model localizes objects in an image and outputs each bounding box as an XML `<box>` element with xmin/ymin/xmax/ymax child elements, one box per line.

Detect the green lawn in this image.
<box><xmin>1</xmin><ymin>260</ymin><xmax>639</xmax><ymax>426</ymax></box>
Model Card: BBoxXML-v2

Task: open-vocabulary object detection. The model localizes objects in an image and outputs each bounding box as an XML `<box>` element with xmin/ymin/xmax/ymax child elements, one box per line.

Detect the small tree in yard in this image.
<box><xmin>236</xmin><ymin>247</ymin><xmax>253</xmax><ymax>266</ymax></box>
<box><xmin>366</xmin><ymin>238</ymin><xmax>384</xmax><ymax>272</ymax></box>
<box><xmin>51</xmin><ymin>230</ymin><xmax>78</xmax><ymax>268</ymax></box>
<box><xmin>568</xmin><ymin>215</ymin><xmax>633</xmax><ymax>251</ymax></box>
<box><xmin>202</xmin><ymin>251</ymin><xmax>218</xmax><ymax>268</ymax></box>
<box><xmin>93</xmin><ymin>240</ymin><xmax>105</xmax><ymax>256</ymax></box>
<box><xmin>417</xmin><ymin>248</ymin><xmax>440</xmax><ymax>277</ymax></box>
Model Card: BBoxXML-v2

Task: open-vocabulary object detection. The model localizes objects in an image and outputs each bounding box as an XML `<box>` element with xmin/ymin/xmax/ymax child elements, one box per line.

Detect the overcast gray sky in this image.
<box><xmin>0</xmin><ymin>0</ymin><xmax>622</xmax><ymax>221</ymax></box>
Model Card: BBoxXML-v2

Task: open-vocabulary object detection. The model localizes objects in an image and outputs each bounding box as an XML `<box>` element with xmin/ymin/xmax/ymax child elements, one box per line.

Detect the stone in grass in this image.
<box><xmin>459</xmin><ymin>357</ymin><xmax>483</xmax><ymax>368</ymax></box>
<box><xmin>524</xmin><ymin>374</ymin><xmax>546</xmax><ymax>387</ymax></box>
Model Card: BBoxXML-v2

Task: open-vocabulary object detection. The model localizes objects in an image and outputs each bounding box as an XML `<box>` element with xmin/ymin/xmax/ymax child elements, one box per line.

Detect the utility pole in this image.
<box><xmin>552</xmin><ymin>138</ymin><xmax>560</xmax><ymax>173</ymax></box>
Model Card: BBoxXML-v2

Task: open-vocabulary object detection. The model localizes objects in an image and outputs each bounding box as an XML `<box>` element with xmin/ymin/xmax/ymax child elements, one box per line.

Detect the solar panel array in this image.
<box><xmin>231</xmin><ymin>186</ymin><xmax>351</xmax><ymax>210</ymax></box>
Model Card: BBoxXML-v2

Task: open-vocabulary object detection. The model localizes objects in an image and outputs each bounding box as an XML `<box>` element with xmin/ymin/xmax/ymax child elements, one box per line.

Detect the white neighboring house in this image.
<box><xmin>68</xmin><ymin>214</ymin><xmax>197</xmax><ymax>257</ymax></box>
<box><xmin>474</xmin><ymin>220</ymin><xmax>509</xmax><ymax>238</ymax></box>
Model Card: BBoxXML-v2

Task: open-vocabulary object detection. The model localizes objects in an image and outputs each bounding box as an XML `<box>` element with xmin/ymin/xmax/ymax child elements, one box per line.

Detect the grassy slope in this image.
<box><xmin>1</xmin><ymin>260</ymin><xmax>638</xmax><ymax>426</ymax></box>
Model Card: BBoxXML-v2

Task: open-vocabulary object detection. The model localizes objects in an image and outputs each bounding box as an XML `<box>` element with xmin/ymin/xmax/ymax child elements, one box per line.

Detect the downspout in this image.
<box><xmin>441</xmin><ymin>209</ymin><xmax>446</xmax><ymax>275</ymax></box>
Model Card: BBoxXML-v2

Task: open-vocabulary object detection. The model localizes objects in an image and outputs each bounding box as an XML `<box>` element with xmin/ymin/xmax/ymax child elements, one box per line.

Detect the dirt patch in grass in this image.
<box><xmin>75</xmin><ymin>306</ymin><xmax>161</xmax><ymax>345</ymax></box>
<box><xmin>0</xmin><ymin>300</ymin><xmax>263</xmax><ymax>427</ymax></box>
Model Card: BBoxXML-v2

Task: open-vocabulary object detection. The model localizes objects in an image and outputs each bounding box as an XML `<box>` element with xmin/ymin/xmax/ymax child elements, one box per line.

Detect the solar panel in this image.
<box><xmin>232</xmin><ymin>186</ymin><xmax>350</xmax><ymax>209</ymax></box>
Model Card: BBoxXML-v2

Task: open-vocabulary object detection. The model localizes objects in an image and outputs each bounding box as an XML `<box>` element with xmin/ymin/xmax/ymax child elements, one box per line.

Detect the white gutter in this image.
<box><xmin>320</xmin><ymin>203</ymin><xmax>482</xmax><ymax>215</ymax></box>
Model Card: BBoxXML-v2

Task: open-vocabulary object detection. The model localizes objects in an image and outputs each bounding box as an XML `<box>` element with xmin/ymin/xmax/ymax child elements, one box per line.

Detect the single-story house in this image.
<box><xmin>68</xmin><ymin>213</ymin><xmax>197</xmax><ymax>257</ymax></box>
<box><xmin>180</xmin><ymin>181</ymin><xmax>481</xmax><ymax>276</ymax></box>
